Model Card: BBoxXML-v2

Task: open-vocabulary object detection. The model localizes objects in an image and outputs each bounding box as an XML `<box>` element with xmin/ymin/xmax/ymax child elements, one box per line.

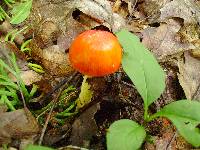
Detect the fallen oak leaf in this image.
<box><xmin>0</xmin><ymin>109</ymin><xmax>39</xmax><ymax>145</ymax></box>
<box><xmin>70</xmin><ymin>103</ymin><xmax>100</xmax><ymax>148</ymax></box>
<box><xmin>142</xmin><ymin>19</ymin><xmax>195</xmax><ymax>61</ymax></box>
<box><xmin>160</xmin><ymin>0</ymin><xmax>200</xmax><ymax>25</ymax></box>
<box><xmin>178</xmin><ymin>52</ymin><xmax>200</xmax><ymax>101</ymax></box>
<box><xmin>73</xmin><ymin>0</ymin><xmax>125</xmax><ymax>32</ymax></box>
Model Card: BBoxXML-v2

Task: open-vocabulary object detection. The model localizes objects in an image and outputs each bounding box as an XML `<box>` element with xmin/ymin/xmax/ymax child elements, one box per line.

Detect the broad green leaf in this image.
<box><xmin>25</xmin><ymin>145</ymin><xmax>54</xmax><ymax>150</ymax></box>
<box><xmin>152</xmin><ymin>100</ymin><xmax>200</xmax><ymax>147</ymax></box>
<box><xmin>76</xmin><ymin>76</ymin><xmax>93</xmax><ymax>109</ymax></box>
<box><xmin>107</xmin><ymin>119</ymin><xmax>146</xmax><ymax>150</ymax></box>
<box><xmin>116</xmin><ymin>29</ymin><xmax>165</xmax><ymax>107</ymax></box>
<box><xmin>10</xmin><ymin>0</ymin><xmax>33</xmax><ymax>24</ymax></box>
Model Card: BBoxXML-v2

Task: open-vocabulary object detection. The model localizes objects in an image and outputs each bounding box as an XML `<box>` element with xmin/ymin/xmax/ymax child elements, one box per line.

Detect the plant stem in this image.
<box><xmin>144</xmin><ymin>103</ymin><xmax>149</xmax><ymax>121</ymax></box>
<box><xmin>147</xmin><ymin>113</ymin><xmax>160</xmax><ymax>122</ymax></box>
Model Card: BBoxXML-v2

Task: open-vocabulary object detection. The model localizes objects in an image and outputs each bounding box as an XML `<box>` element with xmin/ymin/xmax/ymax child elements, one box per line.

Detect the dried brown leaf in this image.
<box><xmin>70</xmin><ymin>103</ymin><xmax>100</xmax><ymax>148</ymax></box>
<box><xmin>142</xmin><ymin>19</ymin><xmax>195</xmax><ymax>60</ymax></box>
<box><xmin>74</xmin><ymin>0</ymin><xmax>113</xmax><ymax>26</ymax></box>
<box><xmin>160</xmin><ymin>0</ymin><xmax>200</xmax><ymax>24</ymax></box>
<box><xmin>74</xmin><ymin>0</ymin><xmax>125</xmax><ymax>32</ymax></box>
<box><xmin>178</xmin><ymin>52</ymin><xmax>200</xmax><ymax>101</ymax></box>
<box><xmin>0</xmin><ymin>109</ymin><xmax>39</xmax><ymax>145</ymax></box>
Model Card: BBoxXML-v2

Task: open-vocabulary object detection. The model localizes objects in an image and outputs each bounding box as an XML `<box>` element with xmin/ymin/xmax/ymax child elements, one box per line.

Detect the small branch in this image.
<box><xmin>166</xmin><ymin>131</ymin><xmax>177</xmax><ymax>150</ymax></box>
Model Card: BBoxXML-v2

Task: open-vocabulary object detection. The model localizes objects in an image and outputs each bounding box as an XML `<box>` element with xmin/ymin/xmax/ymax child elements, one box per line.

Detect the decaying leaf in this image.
<box><xmin>160</xmin><ymin>0</ymin><xmax>200</xmax><ymax>24</ymax></box>
<box><xmin>75</xmin><ymin>0</ymin><xmax>113</xmax><ymax>24</ymax></box>
<box><xmin>76</xmin><ymin>76</ymin><xmax>93</xmax><ymax>109</ymax></box>
<box><xmin>70</xmin><ymin>103</ymin><xmax>100</xmax><ymax>148</ymax></box>
<box><xmin>0</xmin><ymin>109</ymin><xmax>39</xmax><ymax>145</ymax></box>
<box><xmin>160</xmin><ymin>0</ymin><xmax>200</xmax><ymax>47</ymax></box>
<box><xmin>142</xmin><ymin>19</ymin><xmax>195</xmax><ymax>60</ymax></box>
<box><xmin>178</xmin><ymin>52</ymin><xmax>200</xmax><ymax>101</ymax></box>
<box><xmin>73</xmin><ymin>0</ymin><xmax>125</xmax><ymax>32</ymax></box>
<box><xmin>43</xmin><ymin>123</ymin><xmax>72</xmax><ymax>146</ymax></box>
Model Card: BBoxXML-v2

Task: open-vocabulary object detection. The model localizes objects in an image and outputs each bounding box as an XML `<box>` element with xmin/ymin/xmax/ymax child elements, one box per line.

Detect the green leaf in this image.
<box><xmin>10</xmin><ymin>0</ymin><xmax>32</xmax><ymax>24</ymax></box>
<box><xmin>107</xmin><ymin>119</ymin><xmax>146</xmax><ymax>150</ymax></box>
<box><xmin>25</xmin><ymin>145</ymin><xmax>54</xmax><ymax>150</ymax></box>
<box><xmin>116</xmin><ymin>29</ymin><xmax>165</xmax><ymax>108</ymax></box>
<box><xmin>152</xmin><ymin>100</ymin><xmax>200</xmax><ymax>147</ymax></box>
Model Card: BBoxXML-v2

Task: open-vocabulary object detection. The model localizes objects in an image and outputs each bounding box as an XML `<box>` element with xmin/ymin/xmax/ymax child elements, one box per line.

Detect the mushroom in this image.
<box><xmin>69</xmin><ymin>30</ymin><xmax>122</xmax><ymax>77</ymax></box>
<box><xmin>69</xmin><ymin>29</ymin><xmax>122</xmax><ymax>108</ymax></box>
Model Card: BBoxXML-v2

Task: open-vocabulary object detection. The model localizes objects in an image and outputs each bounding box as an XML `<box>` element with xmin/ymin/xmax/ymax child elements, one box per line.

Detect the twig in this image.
<box><xmin>166</xmin><ymin>131</ymin><xmax>177</xmax><ymax>150</ymax></box>
<box><xmin>41</xmin><ymin>72</ymin><xmax>78</xmax><ymax>103</ymax></box>
<box><xmin>38</xmin><ymin>71</ymin><xmax>77</xmax><ymax>145</ymax></box>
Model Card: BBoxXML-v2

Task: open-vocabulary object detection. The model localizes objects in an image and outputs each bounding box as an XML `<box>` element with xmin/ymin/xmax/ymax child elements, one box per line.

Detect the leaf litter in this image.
<box><xmin>1</xmin><ymin>0</ymin><xmax>200</xmax><ymax>149</ymax></box>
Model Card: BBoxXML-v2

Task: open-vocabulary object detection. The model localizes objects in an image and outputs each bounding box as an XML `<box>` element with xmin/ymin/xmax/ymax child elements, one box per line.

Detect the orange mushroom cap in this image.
<box><xmin>69</xmin><ymin>30</ymin><xmax>122</xmax><ymax>77</ymax></box>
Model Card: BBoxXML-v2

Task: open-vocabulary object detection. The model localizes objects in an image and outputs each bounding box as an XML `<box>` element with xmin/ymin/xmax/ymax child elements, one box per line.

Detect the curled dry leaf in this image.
<box><xmin>142</xmin><ymin>19</ymin><xmax>195</xmax><ymax>61</ymax></box>
<box><xmin>160</xmin><ymin>0</ymin><xmax>200</xmax><ymax>54</ymax></box>
<box><xmin>178</xmin><ymin>52</ymin><xmax>200</xmax><ymax>101</ymax></box>
<box><xmin>74</xmin><ymin>0</ymin><xmax>113</xmax><ymax>27</ymax></box>
<box><xmin>0</xmin><ymin>109</ymin><xmax>39</xmax><ymax>145</ymax></box>
<box><xmin>74</xmin><ymin>0</ymin><xmax>125</xmax><ymax>32</ymax></box>
<box><xmin>160</xmin><ymin>0</ymin><xmax>200</xmax><ymax>24</ymax></box>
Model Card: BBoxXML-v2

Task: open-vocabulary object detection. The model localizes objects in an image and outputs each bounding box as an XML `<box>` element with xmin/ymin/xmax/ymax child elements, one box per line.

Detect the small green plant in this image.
<box><xmin>0</xmin><ymin>0</ymin><xmax>33</xmax><ymax>24</ymax></box>
<box><xmin>106</xmin><ymin>30</ymin><xmax>200</xmax><ymax>150</ymax></box>
<box><xmin>5</xmin><ymin>27</ymin><xmax>27</xmax><ymax>42</ymax></box>
<box><xmin>28</xmin><ymin>62</ymin><xmax>45</xmax><ymax>74</ymax></box>
<box><xmin>0</xmin><ymin>52</ymin><xmax>37</xmax><ymax>110</ymax></box>
<box><xmin>35</xmin><ymin>85</ymin><xmax>77</xmax><ymax>125</ymax></box>
<box><xmin>3</xmin><ymin>0</ymin><xmax>15</xmax><ymax>7</ymax></box>
<box><xmin>21</xmin><ymin>38</ymin><xmax>32</xmax><ymax>53</ymax></box>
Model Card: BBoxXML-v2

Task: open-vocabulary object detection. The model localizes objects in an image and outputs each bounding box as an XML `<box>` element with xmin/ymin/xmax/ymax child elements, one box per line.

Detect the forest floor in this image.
<box><xmin>0</xmin><ymin>0</ymin><xmax>200</xmax><ymax>150</ymax></box>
